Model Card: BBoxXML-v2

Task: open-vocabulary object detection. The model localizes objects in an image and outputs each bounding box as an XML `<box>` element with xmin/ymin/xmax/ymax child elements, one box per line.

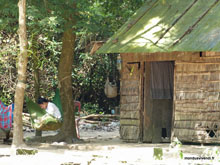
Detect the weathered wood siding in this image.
<box><xmin>120</xmin><ymin>51</ymin><xmax>220</xmax><ymax>143</ymax></box>
<box><xmin>119</xmin><ymin>54</ymin><xmax>141</xmax><ymax>142</ymax></box>
<box><xmin>121</xmin><ymin>52</ymin><xmax>200</xmax><ymax>62</ymax></box>
<box><xmin>173</xmin><ymin>57</ymin><xmax>220</xmax><ymax>143</ymax></box>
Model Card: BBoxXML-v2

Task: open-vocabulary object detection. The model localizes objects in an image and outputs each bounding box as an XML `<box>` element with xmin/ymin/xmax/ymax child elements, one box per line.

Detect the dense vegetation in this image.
<box><xmin>0</xmin><ymin>0</ymin><xmax>145</xmax><ymax>114</ymax></box>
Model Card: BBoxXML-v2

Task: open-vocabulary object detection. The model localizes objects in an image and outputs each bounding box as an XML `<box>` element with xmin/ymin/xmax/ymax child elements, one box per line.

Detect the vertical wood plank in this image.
<box><xmin>143</xmin><ymin>62</ymin><xmax>153</xmax><ymax>142</ymax></box>
<box><xmin>139</xmin><ymin>61</ymin><xmax>145</xmax><ymax>142</ymax></box>
<box><xmin>171</xmin><ymin>61</ymin><xmax>176</xmax><ymax>141</ymax></box>
<box><xmin>152</xmin><ymin>99</ymin><xmax>162</xmax><ymax>143</ymax></box>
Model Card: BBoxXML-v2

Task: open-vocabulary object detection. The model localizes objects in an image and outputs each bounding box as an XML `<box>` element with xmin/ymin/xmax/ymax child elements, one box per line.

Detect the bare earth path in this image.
<box><xmin>0</xmin><ymin>121</ymin><xmax>220</xmax><ymax>165</ymax></box>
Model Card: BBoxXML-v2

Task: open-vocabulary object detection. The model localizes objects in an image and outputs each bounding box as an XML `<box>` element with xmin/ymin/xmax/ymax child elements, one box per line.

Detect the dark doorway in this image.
<box><xmin>143</xmin><ymin>61</ymin><xmax>174</xmax><ymax>143</ymax></box>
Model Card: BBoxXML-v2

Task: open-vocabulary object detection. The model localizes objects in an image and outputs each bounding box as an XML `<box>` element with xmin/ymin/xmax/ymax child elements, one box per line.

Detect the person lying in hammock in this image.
<box><xmin>37</xmin><ymin>97</ymin><xmax>61</xmax><ymax>121</ymax></box>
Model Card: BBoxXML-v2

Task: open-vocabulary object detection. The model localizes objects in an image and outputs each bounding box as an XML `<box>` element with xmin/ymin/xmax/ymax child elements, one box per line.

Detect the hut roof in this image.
<box><xmin>97</xmin><ymin>0</ymin><xmax>220</xmax><ymax>53</ymax></box>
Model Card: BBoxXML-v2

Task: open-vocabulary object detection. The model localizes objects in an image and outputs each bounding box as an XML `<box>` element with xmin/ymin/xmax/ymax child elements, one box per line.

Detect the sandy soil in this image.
<box><xmin>0</xmin><ymin>122</ymin><xmax>220</xmax><ymax>165</ymax></box>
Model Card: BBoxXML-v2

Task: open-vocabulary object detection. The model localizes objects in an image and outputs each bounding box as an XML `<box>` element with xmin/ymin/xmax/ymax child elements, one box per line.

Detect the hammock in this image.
<box><xmin>0</xmin><ymin>100</ymin><xmax>14</xmax><ymax>130</ymax></box>
<box><xmin>26</xmin><ymin>89</ymin><xmax>63</xmax><ymax>131</ymax></box>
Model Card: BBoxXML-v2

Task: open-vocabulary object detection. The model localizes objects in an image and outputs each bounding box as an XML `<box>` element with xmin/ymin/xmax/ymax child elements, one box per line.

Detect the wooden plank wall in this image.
<box><xmin>120</xmin><ymin>52</ymin><xmax>200</xmax><ymax>142</ymax></box>
<box><xmin>119</xmin><ymin>55</ymin><xmax>141</xmax><ymax>142</ymax></box>
<box><xmin>120</xmin><ymin>51</ymin><xmax>220</xmax><ymax>143</ymax></box>
<box><xmin>173</xmin><ymin>52</ymin><xmax>220</xmax><ymax>143</ymax></box>
<box><xmin>121</xmin><ymin>52</ymin><xmax>200</xmax><ymax>62</ymax></box>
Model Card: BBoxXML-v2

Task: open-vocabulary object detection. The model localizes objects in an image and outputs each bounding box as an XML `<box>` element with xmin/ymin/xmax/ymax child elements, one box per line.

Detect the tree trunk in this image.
<box><xmin>12</xmin><ymin>0</ymin><xmax>28</xmax><ymax>147</ymax></box>
<box><xmin>57</xmin><ymin>25</ymin><xmax>77</xmax><ymax>143</ymax></box>
<box><xmin>32</xmin><ymin>35</ymin><xmax>42</xmax><ymax>137</ymax></box>
<box><xmin>34</xmin><ymin>56</ymin><xmax>42</xmax><ymax>137</ymax></box>
<box><xmin>34</xmin><ymin>67</ymin><xmax>42</xmax><ymax>137</ymax></box>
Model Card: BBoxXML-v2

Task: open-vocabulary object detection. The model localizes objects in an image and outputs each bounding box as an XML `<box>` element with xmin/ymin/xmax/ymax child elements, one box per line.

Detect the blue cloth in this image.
<box><xmin>0</xmin><ymin>100</ymin><xmax>14</xmax><ymax>129</ymax></box>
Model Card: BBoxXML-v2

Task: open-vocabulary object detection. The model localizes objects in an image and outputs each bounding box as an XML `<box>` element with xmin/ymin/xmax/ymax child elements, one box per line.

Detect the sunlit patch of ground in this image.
<box><xmin>0</xmin><ymin>121</ymin><xmax>220</xmax><ymax>164</ymax></box>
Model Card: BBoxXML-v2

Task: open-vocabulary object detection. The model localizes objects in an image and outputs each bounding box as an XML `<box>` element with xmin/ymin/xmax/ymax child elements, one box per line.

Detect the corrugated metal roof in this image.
<box><xmin>97</xmin><ymin>0</ymin><xmax>220</xmax><ymax>53</ymax></box>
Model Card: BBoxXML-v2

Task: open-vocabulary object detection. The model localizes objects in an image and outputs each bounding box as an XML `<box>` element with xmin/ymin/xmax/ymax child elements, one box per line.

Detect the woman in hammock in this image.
<box><xmin>37</xmin><ymin>97</ymin><xmax>61</xmax><ymax>121</ymax></box>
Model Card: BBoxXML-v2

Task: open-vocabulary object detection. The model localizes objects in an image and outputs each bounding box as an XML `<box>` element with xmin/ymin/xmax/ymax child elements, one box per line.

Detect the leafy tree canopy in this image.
<box><xmin>0</xmin><ymin>0</ymin><xmax>145</xmax><ymax>113</ymax></box>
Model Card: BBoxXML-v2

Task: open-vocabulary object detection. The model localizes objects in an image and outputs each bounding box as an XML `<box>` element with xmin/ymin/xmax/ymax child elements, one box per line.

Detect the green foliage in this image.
<box><xmin>170</xmin><ymin>137</ymin><xmax>184</xmax><ymax>160</ymax></box>
<box><xmin>16</xmin><ymin>148</ymin><xmax>38</xmax><ymax>155</ymax></box>
<box><xmin>179</xmin><ymin>150</ymin><xmax>183</xmax><ymax>159</ymax></box>
<box><xmin>153</xmin><ymin>148</ymin><xmax>163</xmax><ymax>160</ymax></box>
<box><xmin>82</xmin><ymin>103</ymin><xmax>100</xmax><ymax>114</ymax></box>
<box><xmin>72</xmin><ymin>52</ymin><xmax>120</xmax><ymax>113</ymax></box>
<box><xmin>0</xmin><ymin>0</ymin><xmax>18</xmax><ymax>33</ymax></box>
<box><xmin>0</xmin><ymin>0</ymin><xmax>145</xmax><ymax>111</ymax></box>
<box><xmin>94</xmin><ymin>0</ymin><xmax>146</xmax><ymax>37</ymax></box>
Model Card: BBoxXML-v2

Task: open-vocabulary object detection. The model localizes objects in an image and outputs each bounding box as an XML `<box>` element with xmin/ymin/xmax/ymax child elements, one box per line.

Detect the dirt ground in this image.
<box><xmin>0</xmin><ymin>122</ymin><xmax>220</xmax><ymax>165</ymax></box>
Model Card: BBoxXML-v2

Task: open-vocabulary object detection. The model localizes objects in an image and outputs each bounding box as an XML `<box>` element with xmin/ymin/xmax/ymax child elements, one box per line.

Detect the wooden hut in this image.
<box><xmin>97</xmin><ymin>0</ymin><xmax>220</xmax><ymax>143</ymax></box>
